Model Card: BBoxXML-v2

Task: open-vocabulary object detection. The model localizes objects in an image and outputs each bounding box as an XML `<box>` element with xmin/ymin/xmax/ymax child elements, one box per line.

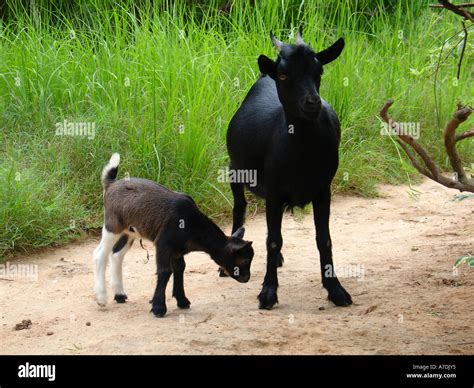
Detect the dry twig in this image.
<box><xmin>380</xmin><ymin>100</ymin><xmax>474</xmax><ymax>192</ymax></box>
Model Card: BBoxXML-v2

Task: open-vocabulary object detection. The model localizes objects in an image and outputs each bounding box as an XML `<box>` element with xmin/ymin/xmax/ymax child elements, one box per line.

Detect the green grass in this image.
<box><xmin>0</xmin><ymin>0</ymin><xmax>472</xmax><ymax>259</ymax></box>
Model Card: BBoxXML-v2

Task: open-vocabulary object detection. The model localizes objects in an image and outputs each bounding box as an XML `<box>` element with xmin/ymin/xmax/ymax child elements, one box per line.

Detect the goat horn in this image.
<box><xmin>295</xmin><ymin>26</ymin><xmax>304</xmax><ymax>45</ymax></box>
<box><xmin>270</xmin><ymin>31</ymin><xmax>283</xmax><ymax>51</ymax></box>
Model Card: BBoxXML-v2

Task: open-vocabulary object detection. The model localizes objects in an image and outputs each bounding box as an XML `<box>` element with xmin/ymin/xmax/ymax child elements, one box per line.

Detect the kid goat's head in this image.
<box><xmin>218</xmin><ymin>227</ymin><xmax>253</xmax><ymax>283</ymax></box>
<box><xmin>258</xmin><ymin>27</ymin><xmax>344</xmax><ymax>120</ymax></box>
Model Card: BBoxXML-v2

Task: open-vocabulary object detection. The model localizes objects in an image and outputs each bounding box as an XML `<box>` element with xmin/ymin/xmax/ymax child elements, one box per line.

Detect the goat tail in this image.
<box><xmin>101</xmin><ymin>153</ymin><xmax>120</xmax><ymax>190</ymax></box>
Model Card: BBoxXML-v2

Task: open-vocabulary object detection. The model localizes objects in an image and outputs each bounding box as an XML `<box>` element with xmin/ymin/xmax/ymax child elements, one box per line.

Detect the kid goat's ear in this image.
<box><xmin>228</xmin><ymin>239</ymin><xmax>253</xmax><ymax>254</ymax></box>
<box><xmin>231</xmin><ymin>227</ymin><xmax>245</xmax><ymax>239</ymax></box>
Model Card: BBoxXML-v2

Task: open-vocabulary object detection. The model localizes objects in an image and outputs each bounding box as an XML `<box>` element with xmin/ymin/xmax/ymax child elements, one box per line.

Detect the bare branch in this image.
<box><xmin>444</xmin><ymin>104</ymin><xmax>473</xmax><ymax>184</ymax></box>
<box><xmin>456</xmin><ymin>128</ymin><xmax>474</xmax><ymax>141</ymax></box>
<box><xmin>430</xmin><ymin>2</ymin><xmax>474</xmax><ymax>8</ymax></box>
<box><xmin>431</xmin><ymin>0</ymin><xmax>474</xmax><ymax>23</ymax></box>
<box><xmin>396</xmin><ymin>139</ymin><xmax>435</xmax><ymax>179</ymax></box>
<box><xmin>380</xmin><ymin>100</ymin><xmax>441</xmax><ymax>179</ymax></box>
<box><xmin>379</xmin><ymin>100</ymin><xmax>474</xmax><ymax>192</ymax></box>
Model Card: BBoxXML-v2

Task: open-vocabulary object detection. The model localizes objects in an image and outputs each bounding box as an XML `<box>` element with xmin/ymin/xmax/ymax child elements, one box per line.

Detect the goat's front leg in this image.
<box><xmin>172</xmin><ymin>256</ymin><xmax>191</xmax><ymax>309</ymax></box>
<box><xmin>150</xmin><ymin>244</ymin><xmax>173</xmax><ymax>317</ymax></box>
<box><xmin>313</xmin><ymin>188</ymin><xmax>352</xmax><ymax>306</ymax></box>
<box><xmin>258</xmin><ymin>199</ymin><xmax>284</xmax><ymax>309</ymax></box>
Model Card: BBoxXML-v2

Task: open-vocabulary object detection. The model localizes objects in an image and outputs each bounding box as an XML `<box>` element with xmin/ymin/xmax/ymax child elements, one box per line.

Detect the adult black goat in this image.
<box><xmin>225</xmin><ymin>28</ymin><xmax>352</xmax><ymax>309</ymax></box>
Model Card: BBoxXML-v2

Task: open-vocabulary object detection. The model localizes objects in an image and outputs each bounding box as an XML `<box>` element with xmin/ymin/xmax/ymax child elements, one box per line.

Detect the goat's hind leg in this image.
<box><xmin>231</xmin><ymin>168</ymin><xmax>283</xmax><ymax>267</ymax></box>
<box><xmin>111</xmin><ymin>234</ymin><xmax>134</xmax><ymax>303</ymax></box>
<box><xmin>219</xmin><ymin>177</ymin><xmax>248</xmax><ymax>277</ymax></box>
<box><xmin>231</xmin><ymin>178</ymin><xmax>247</xmax><ymax>234</ymax></box>
<box><xmin>93</xmin><ymin>227</ymin><xmax>120</xmax><ymax>306</ymax></box>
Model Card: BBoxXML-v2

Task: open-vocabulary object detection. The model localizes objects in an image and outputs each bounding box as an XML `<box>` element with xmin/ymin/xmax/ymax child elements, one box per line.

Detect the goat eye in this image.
<box><xmin>278</xmin><ymin>74</ymin><xmax>288</xmax><ymax>81</ymax></box>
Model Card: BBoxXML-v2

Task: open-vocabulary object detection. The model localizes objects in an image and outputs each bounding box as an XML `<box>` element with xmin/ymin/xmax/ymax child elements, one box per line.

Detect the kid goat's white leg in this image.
<box><xmin>93</xmin><ymin>227</ymin><xmax>120</xmax><ymax>306</ymax></box>
<box><xmin>111</xmin><ymin>236</ymin><xmax>133</xmax><ymax>302</ymax></box>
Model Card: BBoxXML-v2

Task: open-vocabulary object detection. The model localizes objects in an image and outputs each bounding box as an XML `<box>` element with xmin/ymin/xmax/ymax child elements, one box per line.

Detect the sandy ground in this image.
<box><xmin>1</xmin><ymin>179</ymin><xmax>473</xmax><ymax>355</ymax></box>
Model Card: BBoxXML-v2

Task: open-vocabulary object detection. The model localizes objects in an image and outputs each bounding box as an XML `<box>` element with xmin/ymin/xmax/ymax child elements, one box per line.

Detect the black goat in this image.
<box><xmin>226</xmin><ymin>28</ymin><xmax>352</xmax><ymax>309</ymax></box>
<box><xmin>93</xmin><ymin>154</ymin><xmax>254</xmax><ymax>317</ymax></box>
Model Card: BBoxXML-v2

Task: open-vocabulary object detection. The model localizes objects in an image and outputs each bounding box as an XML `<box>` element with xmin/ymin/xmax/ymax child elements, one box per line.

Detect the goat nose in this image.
<box><xmin>302</xmin><ymin>95</ymin><xmax>321</xmax><ymax>111</ymax></box>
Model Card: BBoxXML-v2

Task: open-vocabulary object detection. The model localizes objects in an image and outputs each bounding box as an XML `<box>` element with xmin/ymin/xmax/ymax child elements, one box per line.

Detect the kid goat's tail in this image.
<box><xmin>101</xmin><ymin>153</ymin><xmax>120</xmax><ymax>190</ymax></box>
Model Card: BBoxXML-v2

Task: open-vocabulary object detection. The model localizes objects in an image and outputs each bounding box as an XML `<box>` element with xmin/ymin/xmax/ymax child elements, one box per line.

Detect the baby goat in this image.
<box><xmin>93</xmin><ymin>154</ymin><xmax>254</xmax><ymax>317</ymax></box>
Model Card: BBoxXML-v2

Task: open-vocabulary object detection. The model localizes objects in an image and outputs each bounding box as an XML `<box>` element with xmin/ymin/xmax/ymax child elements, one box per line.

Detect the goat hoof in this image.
<box><xmin>151</xmin><ymin>305</ymin><xmax>167</xmax><ymax>317</ymax></box>
<box><xmin>327</xmin><ymin>284</ymin><xmax>352</xmax><ymax>307</ymax></box>
<box><xmin>218</xmin><ymin>268</ymin><xmax>229</xmax><ymax>277</ymax></box>
<box><xmin>114</xmin><ymin>294</ymin><xmax>128</xmax><ymax>303</ymax></box>
<box><xmin>277</xmin><ymin>252</ymin><xmax>284</xmax><ymax>268</ymax></box>
<box><xmin>258</xmin><ymin>285</ymin><xmax>278</xmax><ymax>310</ymax></box>
<box><xmin>176</xmin><ymin>297</ymin><xmax>191</xmax><ymax>309</ymax></box>
<box><xmin>95</xmin><ymin>291</ymin><xmax>107</xmax><ymax>306</ymax></box>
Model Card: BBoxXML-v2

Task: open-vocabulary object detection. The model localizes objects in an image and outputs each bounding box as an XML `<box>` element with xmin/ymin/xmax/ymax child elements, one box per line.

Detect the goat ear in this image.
<box><xmin>315</xmin><ymin>38</ymin><xmax>344</xmax><ymax>65</ymax></box>
<box><xmin>231</xmin><ymin>227</ymin><xmax>245</xmax><ymax>239</ymax></box>
<box><xmin>228</xmin><ymin>239</ymin><xmax>252</xmax><ymax>254</ymax></box>
<box><xmin>258</xmin><ymin>55</ymin><xmax>276</xmax><ymax>78</ymax></box>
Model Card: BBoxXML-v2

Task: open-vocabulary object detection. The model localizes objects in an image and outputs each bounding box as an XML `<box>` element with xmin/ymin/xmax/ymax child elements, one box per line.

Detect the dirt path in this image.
<box><xmin>1</xmin><ymin>180</ymin><xmax>473</xmax><ymax>355</ymax></box>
